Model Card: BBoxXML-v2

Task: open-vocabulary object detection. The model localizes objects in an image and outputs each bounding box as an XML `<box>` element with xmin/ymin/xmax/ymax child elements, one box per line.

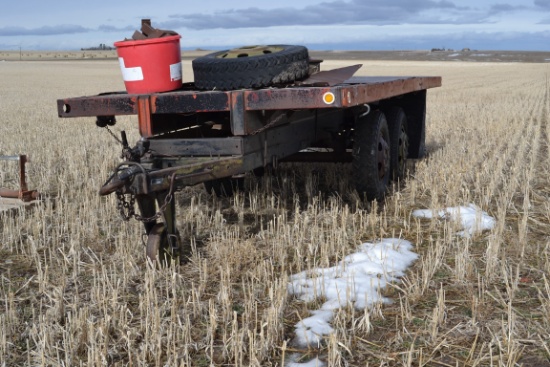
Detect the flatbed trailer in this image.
<box><xmin>57</xmin><ymin>69</ymin><xmax>441</xmax><ymax>263</ymax></box>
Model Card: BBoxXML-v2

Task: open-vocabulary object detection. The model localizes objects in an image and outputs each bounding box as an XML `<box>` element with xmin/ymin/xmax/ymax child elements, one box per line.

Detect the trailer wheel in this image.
<box><xmin>204</xmin><ymin>177</ymin><xmax>245</xmax><ymax>197</ymax></box>
<box><xmin>352</xmin><ymin>110</ymin><xmax>391</xmax><ymax>201</ymax></box>
<box><xmin>385</xmin><ymin>107</ymin><xmax>409</xmax><ymax>181</ymax></box>
<box><xmin>146</xmin><ymin>223</ymin><xmax>173</xmax><ymax>265</ymax></box>
<box><xmin>192</xmin><ymin>45</ymin><xmax>309</xmax><ymax>90</ymax></box>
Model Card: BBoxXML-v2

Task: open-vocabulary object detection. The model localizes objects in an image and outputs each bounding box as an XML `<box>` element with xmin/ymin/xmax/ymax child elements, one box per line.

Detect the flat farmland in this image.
<box><xmin>1</xmin><ymin>55</ymin><xmax>549</xmax><ymax>366</ymax></box>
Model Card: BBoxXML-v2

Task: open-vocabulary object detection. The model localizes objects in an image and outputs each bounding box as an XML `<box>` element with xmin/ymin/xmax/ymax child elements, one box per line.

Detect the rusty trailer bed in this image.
<box><xmin>58</xmin><ymin>76</ymin><xmax>441</xmax><ymax>135</ymax></box>
<box><xmin>58</xmin><ymin>75</ymin><xmax>441</xmax><ymax>192</ymax></box>
<box><xmin>57</xmin><ymin>74</ymin><xmax>441</xmax><ymax>262</ymax></box>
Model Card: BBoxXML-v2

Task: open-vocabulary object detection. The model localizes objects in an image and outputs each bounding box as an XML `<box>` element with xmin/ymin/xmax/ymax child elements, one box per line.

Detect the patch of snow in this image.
<box><xmin>287</xmin><ymin>203</ymin><xmax>494</xmax><ymax>365</ymax></box>
<box><xmin>412</xmin><ymin>204</ymin><xmax>495</xmax><ymax>237</ymax></box>
<box><xmin>448</xmin><ymin>53</ymin><xmax>460</xmax><ymax>57</ymax></box>
<box><xmin>288</xmin><ymin>238</ymin><xmax>418</xmax><ymax>349</ymax></box>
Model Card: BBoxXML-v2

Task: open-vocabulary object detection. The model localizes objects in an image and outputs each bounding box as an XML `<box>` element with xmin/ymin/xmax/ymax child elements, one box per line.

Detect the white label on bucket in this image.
<box><xmin>118</xmin><ymin>57</ymin><xmax>144</xmax><ymax>82</ymax></box>
<box><xmin>170</xmin><ymin>62</ymin><xmax>182</xmax><ymax>82</ymax></box>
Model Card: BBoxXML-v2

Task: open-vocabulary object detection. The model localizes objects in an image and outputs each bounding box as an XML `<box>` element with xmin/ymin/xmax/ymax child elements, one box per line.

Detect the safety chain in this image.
<box><xmin>116</xmin><ymin>190</ymin><xmax>136</xmax><ymax>221</ymax></box>
<box><xmin>134</xmin><ymin>190</ymin><xmax>174</xmax><ymax>223</ymax></box>
<box><xmin>250</xmin><ymin>112</ymin><xmax>287</xmax><ymax>136</ymax></box>
<box><xmin>102</xmin><ymin>125</ymin><xmax>134</xmax><ymax>159</ymax></box>
<box><xmin>104</xmin><ymin>125</ymin><xmax>123</xmax><ymax>145</ymax></box>
<box><xmin>105</xmin><ymin>125</ymin><xmax>133</xmax><ymax>160</ymax></box>
<box><xmin>115</xmin><ymin>173</ymin><xmax>177</xmax><ymax>223</ymax></box>
<box><xmin>101</xmin><ymin>124</ymin><xmax>177</xmax><ymax>223</ymax></box>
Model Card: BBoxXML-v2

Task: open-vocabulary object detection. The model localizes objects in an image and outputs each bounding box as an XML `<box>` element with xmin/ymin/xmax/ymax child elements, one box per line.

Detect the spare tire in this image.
<box><xmin>192</xmin><ymin>45</ymin><xmax>309</xmax><ymax>90</ymax></box>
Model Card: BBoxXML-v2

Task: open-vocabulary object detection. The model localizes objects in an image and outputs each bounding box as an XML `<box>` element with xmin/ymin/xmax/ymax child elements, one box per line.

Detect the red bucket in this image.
<box><xmin>114</xmin><ymin>35</ymin><xmax>182</xmax><ymax>94</ymax></box>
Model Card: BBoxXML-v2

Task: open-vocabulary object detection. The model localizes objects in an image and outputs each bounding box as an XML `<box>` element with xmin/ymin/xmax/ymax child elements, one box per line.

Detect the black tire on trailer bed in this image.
<box><xmin>352</xmin><ymin>110</ymin><xmax>391</xmax><ymax>201</ymax></box>
<box><xmin>192</xmin><ymin>45</ymin><xmax>310</xmax><ymax>90</ymax></box>
<box><xmin>384</xmin><ymin>106</ymin><xmax>409</xmax><ymax>181</ymax></box>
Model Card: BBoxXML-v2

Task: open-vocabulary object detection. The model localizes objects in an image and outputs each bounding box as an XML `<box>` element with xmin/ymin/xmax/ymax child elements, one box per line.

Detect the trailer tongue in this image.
<box><xmin>57</xmin><ymin>65</ymin><xmax>441</xmax><ymax>264</ymax></box>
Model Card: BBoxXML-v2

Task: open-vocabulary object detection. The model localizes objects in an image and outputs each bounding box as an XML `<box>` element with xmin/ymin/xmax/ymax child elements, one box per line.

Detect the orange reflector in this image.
<box><xmin>322</xmin><ymin>92</ymin><xmax>335</xmax><ymax>105</ymax></box>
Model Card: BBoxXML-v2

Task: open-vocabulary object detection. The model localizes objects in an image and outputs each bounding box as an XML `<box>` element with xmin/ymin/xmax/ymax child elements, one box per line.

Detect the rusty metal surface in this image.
<box><xmin>137</xmin><ymin>96</ymin><xmax>153</xmax><ymax>137</ymax></box>
<box><xmin>0</xmin><ymin>155</ymin><xmax>39</xmax><ymax>202</ymax></box>
<box><xmin>125</xmin><ymin>19</ymin><xmax>178</xmax><ymax>41</ymax></box>
<box><xmin>244</xmin><ymin>76</ymin><xmax>442</xmax><ymax>110</ymax></box>
<box><xmin>340</xmin><ymin>76</ymin><xmax>441</xmax><ymax>108</ymax></box>
<box><xmin>0</xmin><ymin>154</ymin><xmax>40</xmax><ymax>202</ymax></box>
<box><xmin>102</xmin><ymin>113</ymin><xmax>325</xmax><ymax>196</ymax></box>
<box><xmin>58</xmin><ymin>90</ymin><xmax>231</xmax><ymax>118</ymax></box>
<box><xmin>148</xmin><ymin>137</ymin><xmax>244</xmax><ymax>156</ymax></box>
<box><xmin>243</xmin><ymin>86</ymin><xmax>336</xmax><ymax>110</ymax></box>
<box><xmin>153</xmin><ymin>90</ymin><xmax>230</xmax><ymax>114</ymax></box>
<box><xmin>100</xmin><ymin>156</ymin><xmax>244</xmax><ymax>196</ymax></box>
<box><xmin>0</xmin><ymin>188</ymin><xmax>39</xmax><ymax>201</ymax></box>
<box><xmin>57</xmin><ymin>76</ymin><xmax>440</xmax><ymax>119</ymax></box>
<box><xmin>297</xmin><ymin>64</ymin><xmax>363</xmax><ymax>86</ymax></box>
<box><xmin>57</xmin><ymin>93</ymin><xmax>139</xmax><ymax>118</ymax></box>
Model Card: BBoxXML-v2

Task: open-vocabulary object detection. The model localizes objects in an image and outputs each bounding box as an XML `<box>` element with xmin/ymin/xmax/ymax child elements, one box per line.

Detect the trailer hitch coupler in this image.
<box><xmin>99</xmin><ymin>164</ymin><xmax>145</xmax><ymax>196</ymax></box>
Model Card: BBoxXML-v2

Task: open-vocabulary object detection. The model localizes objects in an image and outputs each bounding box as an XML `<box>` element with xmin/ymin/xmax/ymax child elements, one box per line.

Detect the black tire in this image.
<box><xmin>352</xmin><ymin>110</ymin><xmax>391</xmax><ymax>201</ymax></box>
<box><xmin>385</xmin><ymin>107</ymin><xmax>409</xmax><ymax>181</ymax></box>
<box><xmin>252</xmin><ymin>166</ymin><xmax>266</xmax><ymax>178</ymax></box>
<box><xmin>407</xmin><ymin>98</ymin><xmax>426</xmax><ymax>159</ymax></box>
<box><xmin>204</xmin><ymin>177</ymin><xmax>245</xmax><ymax>197</ymax></box>
<box><xmin>192</xmin><ymin>45</ymin><xmax>309</xmax><ymax>90</ymax></box>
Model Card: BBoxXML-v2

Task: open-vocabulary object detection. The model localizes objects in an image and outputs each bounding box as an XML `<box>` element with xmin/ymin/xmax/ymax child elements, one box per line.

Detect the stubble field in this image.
<box><xmin>1</xmin><ymin>56</ymin><xmax>550</xmax><ymax>366</ymax></box>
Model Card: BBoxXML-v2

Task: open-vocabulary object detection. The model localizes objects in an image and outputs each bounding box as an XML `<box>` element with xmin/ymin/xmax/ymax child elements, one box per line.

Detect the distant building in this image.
<box><xmin>81</xmin><ymin>44</ymin><xmax>115</xmax><ymax>51</ymax></box>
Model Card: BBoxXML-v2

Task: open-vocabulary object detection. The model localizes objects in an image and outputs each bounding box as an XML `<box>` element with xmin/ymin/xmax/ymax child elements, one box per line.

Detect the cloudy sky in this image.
<box><xmin>1</xmin><ymin>0</ymin><xmax>549</xmax><ymax>51</ymax></box>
